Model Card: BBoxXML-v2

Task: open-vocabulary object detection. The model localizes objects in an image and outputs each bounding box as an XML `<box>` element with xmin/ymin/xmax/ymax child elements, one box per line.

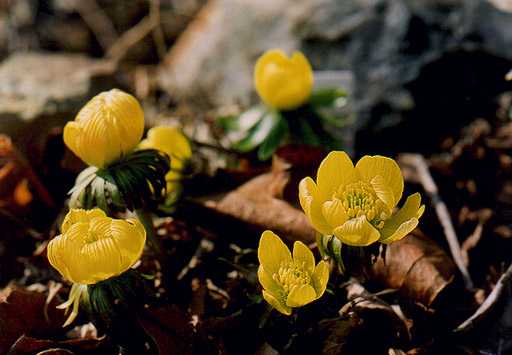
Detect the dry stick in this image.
<box><xmin>399</xmin><ymin>154</ymin><xmax>474</xmax><ymax>291</ymax></box>
<box><xmin>455</xmin><ymin>262</ymin><xmax>512</xmax><ymax>332</ymax></box>
<box><xmin>149</xmin><ymin>0</ymin><xmax>167</xmax><ymax>60</ymax></box>
<box><xmin>106</xmin><ymin>0</ymin><xmax>161</xmax><ymax>62</ymax></box>
<box><xmin>73</xmin><ymin>0</ymin><xmax>118</xmax><ymax>51</ymax></box>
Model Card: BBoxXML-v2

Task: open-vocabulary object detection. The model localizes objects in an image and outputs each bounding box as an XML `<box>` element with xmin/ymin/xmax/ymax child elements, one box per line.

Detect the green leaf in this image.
<box><xmin>257</xmin><ymin>112</ymin><xmax>288</xmax><ymax>160</ymax></box>
<box><xmin>310</xmin><ymin>88</ymin><xmax>347</xmax><ymax>107</ymax></box>
<box><xmin>218</xmin><ymin>106</ymin><xmax>265</xmax><ymax>132</ymax></box>
<box><xmin>297</xmin><ymin>117</ymin><xmax>322</xmax><ymax>146</ymax></box>
<box><xmin>233</xmin><ymin>109</ymin><xmax>277</xmax><ymax>152</ymax></box>
<box><xmin>315</xmin><ymin>109</ymin><xmax>350</xmax><ymax>128</ymax></box>
<box><xmin>216</xmin><ymin>115</ymin><xmax>237</xmax><ymax>131</ymax></box>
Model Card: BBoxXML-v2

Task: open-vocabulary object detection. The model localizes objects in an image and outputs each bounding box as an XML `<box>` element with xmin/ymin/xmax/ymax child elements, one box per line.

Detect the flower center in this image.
<box><xmin>337</xmin><ymin>181</ymin><xmax>388</xmax><ymax>228</ymax></box>
<box><xmin>272</xmin><ymin>261</ymin><xmax>310</xmax><ymax>298</ymax></box>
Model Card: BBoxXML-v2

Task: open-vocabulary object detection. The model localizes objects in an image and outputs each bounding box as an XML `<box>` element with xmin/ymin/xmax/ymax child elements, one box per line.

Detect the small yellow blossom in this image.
<box><xmin>63</xmin><ymin>89</ymin><xmax>145</xmax><ymax>168</ymax></box>
<box><xmin>254</xmin><ymin>49</ymin><xmax>314</xmax><ymax>110</ymax></box>
<box><xmin>257</xmin><ymin>230</ymin><xmax>329</xmax><ymax>315</ymax></box>
<box><xmin>47</xmin><ymin>208</ymin><xmax>146</xmax><ymax>326</ymax></box>
<box><xmin>139</xmin><ymin>125</ymin><xmax>192</xmax><ymax>194</ymax></box>
<box><xmin>299</xmin><ymin>152</ymin><xmax>424</xmax><ymax>246</ymax></box>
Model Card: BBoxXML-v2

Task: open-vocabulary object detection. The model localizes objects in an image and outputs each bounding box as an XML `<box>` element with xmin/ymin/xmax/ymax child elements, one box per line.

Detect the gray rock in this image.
<box><xmin>158</xmin><ymin>0</ymin><xmax>512</xmax><ymax>153</ymax></box>
<box><xmin>0</xmin><ymin>52</ymin><xmax>116</xmax><ymax>149</ymax></box>
<box><xmin>157</xmin><ymin>0</ymin><xmax>302</xmax><ymax>108</ymax></box>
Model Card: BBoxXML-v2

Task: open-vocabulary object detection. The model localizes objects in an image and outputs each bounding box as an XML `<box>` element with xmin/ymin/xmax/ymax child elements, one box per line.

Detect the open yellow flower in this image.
<box><xmin>299</xmin><ymin>152</ymin><xmax>424</xmax><ymax>246</ymax></box>
<box><xmin>47</xmin><ymin>208</ymin><xmax>146</xmax><ymax>326</ymax></box>
<box><xmin>257</xmin><ymin>230</ymin><xmax>329</xmax><ymax>315</ymax></box>
<box><xmin>63</xmin><ymin>89</ymin><xmax>145</xmax><ymax>168</ymax></box>
<box><xmin>254</xmin><ymin>49</ymin><xmax>314</xmax><ymax>110</ymax></box>
<box><xmin>138</xmin><ymin>125</ymin><xmax>192</xmax><ymax>194</ymax></box>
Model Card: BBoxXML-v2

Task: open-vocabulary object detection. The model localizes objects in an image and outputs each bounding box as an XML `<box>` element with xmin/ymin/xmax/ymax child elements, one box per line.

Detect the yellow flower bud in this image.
<box><xmin>63</xmin><ymin>89</ymin><xmax>145</xmax><ymax>168</ymax></box>
<box><xmin>257</xmin><ymin>230</ymin><xmax>329</xmax><ymax>315</ymax></box>
<box><xmin>299</xmin><ymin>151</ymin><xmax>425</xmax><ymax>246</ymax></box>
<box><xmin>138</xmin><ymin>125</ymin><xmax>192</xmax><ymax>193</ymax></box>
<box><xmin>254</xmin><ymin>49</ymin><xmax>314</xmax><ymax>110</ymax></box>
<box><xmin>47</xmin><ymin>208</ymin><xmax>146</xmax><ymax>285</ymax></box>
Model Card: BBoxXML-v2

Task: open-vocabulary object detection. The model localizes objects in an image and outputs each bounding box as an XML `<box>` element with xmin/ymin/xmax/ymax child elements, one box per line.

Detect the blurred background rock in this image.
<box><xmin>0</xmin><ymin>0</ymin><xmax>511</xmax><ymax>156</ymax></box>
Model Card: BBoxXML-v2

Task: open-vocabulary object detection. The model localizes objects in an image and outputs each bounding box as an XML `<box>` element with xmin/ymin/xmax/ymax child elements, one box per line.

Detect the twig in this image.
<box><xmin>191</xmin><ymin>139</ymin><xmax>241</xmax><ymax>155</ymax></box>
<box><xmin>0</xmin><ymin>208</ymin><xmax>43</xmax><ymax>239</ymax></box>
<box><xmin>72</xmin><ymin>0</ymin><xmax>118</xmax><ymax>51</ymax></box>
<box><xmin>455</xmin><ymin>263</ymin><xmax>512</xmax><ymax>332</ymax></box>
<box><xmin>106</xmin><ymin>0</ymin><xmax>161</xmax><ymax>62</ymax></box>
<box><xmin>461</xmin><ymin>222</ymin><xmax>484</xmax><ymax>267</ymax></box>
<box><xmin>149</xmin><ymin>0</ymin><xmax>167</xmax><ymax>59</ymax></box>
<box><xmin>399</xmin><ymin>153</ymin><xmax>474</xmax><ymax>291</ymax></box>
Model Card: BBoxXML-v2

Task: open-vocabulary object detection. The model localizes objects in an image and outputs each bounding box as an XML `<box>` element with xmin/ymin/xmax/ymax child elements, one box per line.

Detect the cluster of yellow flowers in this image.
<box><xmin>48</xmin><ymin>89</ymin><xmax>192</xmax><ymax>326</ymax></box>
<box><xmin>47</xmin><ymin>51</ymin><xmax>423</xmax><ymax>324</ymax></box>
<box><xmin>257</xmin><ymin>151</ymin><xmax>423</xmax><ymax>315</ymax></box>
<box><xmin>64</xmin><ymin>88</ymin><xmax>191</xmax><ymax>193</ymax></box>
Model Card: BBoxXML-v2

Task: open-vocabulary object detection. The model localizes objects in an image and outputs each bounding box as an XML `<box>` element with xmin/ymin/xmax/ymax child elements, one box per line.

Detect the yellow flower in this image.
<box><xmin>139</xmin><ymin>125</ymin><xmax>192</xmax><ymax>193</ymax></box>
<box><xmin>63</xmin><ymin>89</ymin><xmax>145</xmax><ymax>168</ymax></box>
<box><xmin>299</xmin><ymin>152</ymin><xmax>425</xmax><ymax>246</ymax></box>
<box><xmin>47</xmin><ymin>208</ymin><xmax>146</xmax><ymax>326</ymax></box>
<box><xmin>254</xmin><ymin>49</ymin><xmax>314</xmax><ymax>110</ymax></box>
<box><xmin>257</xmin><ymin>230</ymin><xmax>329</xmax><ymax>315</ymax></box>
<box><xmin>48</xmin><ymin>208</ymin><xmax>146</xmax><ymax>285</ymax></box>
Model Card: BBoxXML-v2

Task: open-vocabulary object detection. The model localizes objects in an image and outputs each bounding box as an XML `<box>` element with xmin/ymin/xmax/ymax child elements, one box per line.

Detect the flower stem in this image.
<box><xmin>258</xmin><ymin>304</ymin><xmax>273</xmax><ymax>329</ymax></box>
<box><xmin>135</xmin><ymin>208</ymin><xmax>162</xmax><ymax>254</ymax></box>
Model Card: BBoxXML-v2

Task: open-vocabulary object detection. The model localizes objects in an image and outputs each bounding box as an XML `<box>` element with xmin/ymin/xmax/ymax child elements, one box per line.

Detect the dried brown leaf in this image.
<box><xmin>8</xmin><ymin>334</ymin><xmax>107</xmax><ymax>355</ymax></box>
<box><xmin>0</xmin><ymin>286</ymin><xmax>66</xmax><ymax>354</ymax></box>
<box><xmin>138</xmin><ymin>305</ymin><xmax>194</xmax><ymax>355</ymax></box>
<box><xmin>205</xmin><ymin>170</ymin><xmax>316</xmax><ymax>243</ymax></box>
<box><xmin>371</xmin><ymin>233</ymin><xmax>456</xmax><ymax>306</ymax></box>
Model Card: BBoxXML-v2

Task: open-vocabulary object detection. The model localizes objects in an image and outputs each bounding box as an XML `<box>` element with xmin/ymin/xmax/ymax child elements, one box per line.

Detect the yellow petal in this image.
<box><xmin>108</xmin><ymin>218</ymin><xmax>146</xmax><ymax>271</ymax></box>
<box><xmin>61</xmin><ymin>208</ymin><xmax>106</xmax><ymax>234</ymax></box>
<box><xmin>254</xmin><ymin>49</ymin><xmax>313</xmax><ymax>110</ymax></box>
<box><xmin>317</xmin><ymin>151</ymin><xmax>357</xmax><ymax>201</ymax></box>
<box><xmin>139</xmin><ymin>126</ymin><xmax>192</xmax><ymax>161</ymax></box>
<box><xmin>263</xmin><ymin>290</ymin><xmax>291</xmax><ymax>316</ymax></box>
<box><xmin>56</xmin><ymin>222</ymin><xmax>93</xmax><ymax>283</ymax></box>
<box><xmin>312</xmin><ymin>260</ymin><xmax>329</xmax><ymax>298</ymax></box>
<box><xmin>63</xmin><ymin>122</ymin><xmax>81</xmax><ymax>163</ymax></box>
<box><xmin>299</xmin><ymin>177</ymin><xmax>333</xmax><ymax>235</ymax></box>
<box><xmin>380</xmin><ymin>193</ymin><xmax>423</xmax><ymax>243</ymax></box>
<box><xmin>47</xmin><ymin>234</ymin><xmax>74</xmax><ymax>282</ymax></box>
<box><xmin>298</xmin><ymin>177</ymin><xmax>316</xmax><ymax>215</ymax></box>
<box><xmin>355</xmin><ymin>155</ymin><xmax>404</xmax><ymax>206</ymax></box>
<box><xmin>286</xmin><ymin>284</ymin><xmax>317</xmax><ymax>307</ymax></box>
<box><xmin>292</xmin><ymin>241</ymin><xmax>315</xmax><ymax>275</ymax></box>
<box><xmin>64</xmin><ymin>89</ymin><xmax>144</xmax><ymax>167</ymax></box>
<box><xmin>333</xmin><ymin>216</ymin><xmax>381</xmax><ymax>246</ymax></box>
<box><xmin>48</xmin><ymin>210</ymin><xmax>146</xmax><ymax>285</ymax></box>
<box><xmin>258</xmin><ymin>266</ymin><xmax>282</xmax><ymax>295</ymax></box>
<box><xmin>370</xmin><ymin>175</ymin><xmax>396</xmax><ymax>209</ymax></box>
<box><xmin>321</xmin><ymin>199</ymin><xmax>349</xmax><ymax>229</ymax></box>
<box><xmin>258</xmin><ymin>230</ymin><xmax>292</xmax><ymax>275</ymax></box>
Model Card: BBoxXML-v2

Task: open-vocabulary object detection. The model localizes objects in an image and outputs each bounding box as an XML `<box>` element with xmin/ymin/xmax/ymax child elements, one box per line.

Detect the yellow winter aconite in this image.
<box><xmin>254</xmin><ymin>49</ymin><xmax>314</xmax><ymax>110</ymax></box>
<box><xmin>48</xmin><ymin>208</ymin><xmax>146</xmax><ymax>285</ymax></box>
<box><xmin>47</xmin><ymin>208</ymin><xmax>146</xmax><ymax>326</ymax></box>
<box><xmin>63</xmin><ymin>89</ymin><xmax>145</xmax><ymax>168</ymax></box>
<box><xmin>257</xmin><ymin>230</ymin><xmax>329</xmax><ymax>315</ymax></box>
<box><xmin>299</xmin><ymin>152</ymin><xmax>424</xmax><ymax>246</ymax></box>
<box><xmin>138</xmin><ymin>126</ymin><xmax>192</xmax><ymax>193</ymax></box>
